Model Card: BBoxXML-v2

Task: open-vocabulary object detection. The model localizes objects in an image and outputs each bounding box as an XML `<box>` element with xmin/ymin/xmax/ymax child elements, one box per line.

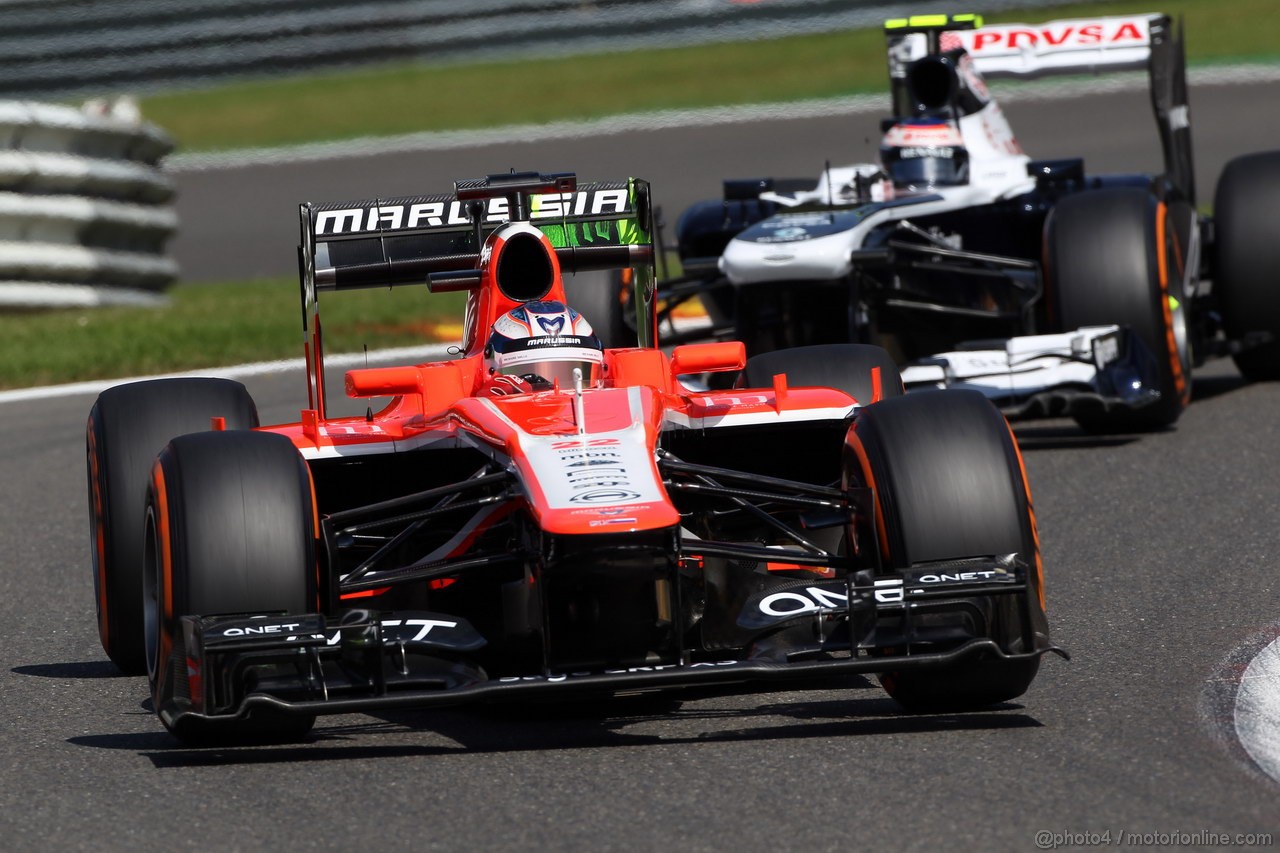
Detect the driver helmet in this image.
<box><xmin>485</xmin><ymin>300</ymin><xmax>604</xmax><ymax>389</ymax></box>
<box><xmin>879</xmin><ymin>119</ymin><xmax>969</xmax><ymax>190</ymax></box>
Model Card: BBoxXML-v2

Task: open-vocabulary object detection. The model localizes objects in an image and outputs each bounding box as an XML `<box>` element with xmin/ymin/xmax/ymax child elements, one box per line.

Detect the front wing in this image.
<box><xmin>900</xmin><ymin>325</ymin><xmax>1164</xmax><ymax>419</ymax></box>
<box><xmin>162</xmin><ymin>558</ymin><xmax>1064</xmax><ymax>728</ymax></box>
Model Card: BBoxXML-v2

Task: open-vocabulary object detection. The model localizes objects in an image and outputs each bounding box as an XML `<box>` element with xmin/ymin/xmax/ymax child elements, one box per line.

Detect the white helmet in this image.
<box><xmin>880</xmin><ymin>119</ymin><xmax>970</xmax><ymax>190</ymax></box>
<box><xmin>485</xmin><ymin>300</ymin><xmax>604</xmax><ymax>389</ymax></box>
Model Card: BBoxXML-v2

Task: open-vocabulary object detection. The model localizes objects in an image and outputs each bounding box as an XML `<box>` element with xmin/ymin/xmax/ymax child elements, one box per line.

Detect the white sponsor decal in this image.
<box><xmin>497</xmin><ymin>660</ymin><xmax>738</xmax><ymax>682</ymax></box>
<box><xmin>755</xmin><ymin>573</ymin><xmax>1006</xmax><ymax>618</ymax></box>
<box><xmin>956</xmin><ymin>16</ymin><xmax>1151</xmax><ymax>56</ymax></box>
<box><xmin>230</xmin><ymin>618</ymin><xmax>460</xmax><ymax>645</ymax></box>
<box><xmin>321</xmin><ymin>617</ymin><xmax>458</xmax><ymax>646</ymax></box>
<box><xmin>519</xmin><ymin>390</ymin><xmax>667</xmax><ymax>510</ymax></box>
<box><xmin>758</xmin><ymin>581</ymin><xmax>906</xmax><ymax>616</ymax></box>
<box><xmin>759</xmin><ymin>586</ymin><xmax>854</xmax><ymax>617</ymax></box>
<box><xmin>915</xmin><ymin>571</ymin><xmax>1002</xmax><ymax>583</ymax></box>
<box><xmin>221</xmin><ymin>622</ymin><xmax>302</xmax><ymax>637</ymax></box>
<box><xmin>315</xmin><ymin>189</ymin><xmax>631</xmax><ymax>235</ymax></box>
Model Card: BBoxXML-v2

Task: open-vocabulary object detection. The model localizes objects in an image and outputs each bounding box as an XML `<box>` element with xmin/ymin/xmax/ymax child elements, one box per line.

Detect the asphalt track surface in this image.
<box><xmin>3</xmin><ymin>85</ymin><xmax>1280</xmax><ymax>850</ymax></box>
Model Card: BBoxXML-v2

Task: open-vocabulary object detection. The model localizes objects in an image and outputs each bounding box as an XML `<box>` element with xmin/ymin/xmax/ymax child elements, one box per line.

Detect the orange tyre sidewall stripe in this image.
<box><xmin>306</xmin><ymin>464</ymin><xmax>322</xmax><ymax>611</ymax></box>
<box><xmin>150</xmin><ymin>461</ymin><xmax>174</xmax><ymax>689</ymax></box>
<box><xmin>1004</xmin><ymin>419</ymin><xmax>1045</xmax><ymax>613</ymax></box>
<box><xmin>845</xmin><ymin>425</ymin><xmax>892</xmax><ymax>564</ymax></box>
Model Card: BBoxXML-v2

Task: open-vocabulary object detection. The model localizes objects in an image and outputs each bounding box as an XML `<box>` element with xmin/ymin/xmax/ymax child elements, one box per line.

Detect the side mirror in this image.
<box><xmin>345</xmin><ymin>366</ymin><xmax>422</xmax><ymax>398</ymax></box>
<box><xmin>670</xmin><ymin>342</ymin><xmax>746</xmax><ymax>376</ymax></box>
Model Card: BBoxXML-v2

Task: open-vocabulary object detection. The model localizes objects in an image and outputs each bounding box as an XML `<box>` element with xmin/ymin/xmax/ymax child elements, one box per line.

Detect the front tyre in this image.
<box><xmin>86</xmin><ymin>378</ymin><xmax>258</xmax><ymax>674</ymax></box>
<box><xmin>1214</xmin><ymin>150</ymin><xmax>1280</xmax><ymax>381</ymax></box>
<box><xmin>1046</xmin><ymin>188</ymin><xmax>1193</xmax><ymax>432</ymax></box>
<box><xmin>844</xmin><ymin>390</ymin><xmax>1048</xmax><ymax>710</ymax></box>
<box><xmin>145</xmin><ymin>430</ymin><xmax>318</xmax><ymax>744</ymax></box>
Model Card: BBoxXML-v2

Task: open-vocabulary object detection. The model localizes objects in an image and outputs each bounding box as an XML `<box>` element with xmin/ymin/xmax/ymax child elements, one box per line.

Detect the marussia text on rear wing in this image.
<box><xmin>300</xmin><ymin>174</ymin><xmax>655</xmax><ymax>292</ymax></box>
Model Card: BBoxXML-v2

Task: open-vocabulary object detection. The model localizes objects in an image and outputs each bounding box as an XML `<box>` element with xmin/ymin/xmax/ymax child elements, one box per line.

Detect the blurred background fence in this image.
<box><xmin>0</xmin><ymin>0</ymin><xmax>1077</xmax><ymax>99</ymax></box>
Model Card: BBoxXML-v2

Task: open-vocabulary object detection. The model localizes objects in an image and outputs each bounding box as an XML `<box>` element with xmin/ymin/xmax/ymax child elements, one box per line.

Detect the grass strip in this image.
<box><xmin>0</xmin><ymin>279</ymin><xmax>465</xmax><ymax>390</ymax></box>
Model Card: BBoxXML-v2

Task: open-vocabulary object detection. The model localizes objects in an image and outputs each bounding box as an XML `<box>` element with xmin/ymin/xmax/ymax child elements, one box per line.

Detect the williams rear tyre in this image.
<box><xmin>743</xmin><ymin>343</ymin><xmax>904</xmax><ymax>405</ymax></box>
<box><xmin>145</xmin><ymin>430</ymin><xmax>318</xmax><ymax>744</ymax></box>
<box><xmin>844</xmin><ymin>389</ymin><xmax>1048</xmax><ymax>711</ymax></box>
<box><xmin>1214</xmin><ymin>150</ymin><xmax>1280</xmax><ymax>381</ymax></box>
<box><xmin>1046</xmin><ymin>187</ymin><xmax>1193</xmax><ymax>432</ymax></box>
<box><xmin>733</xmin><ymin>281</ymin><xmax>855</xmax><ymax>357</ymax></box>
<box><xmin>86</xmin><ymin>378</ymin><xmax>258</xmax><ymax>675</ymax></box>
<box><xmin>562</xmin><ymin>269</ymin><xmax>637</xmax><ymax>349</ymax></box>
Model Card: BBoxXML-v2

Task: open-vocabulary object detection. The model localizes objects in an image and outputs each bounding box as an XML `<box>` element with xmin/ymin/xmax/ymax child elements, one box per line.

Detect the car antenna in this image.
<box><xmin>467</xmin><ymin>200</ymin><xmax>485</xmax><ymax>252</ymax></box>
<box><xmin>572</xmin><ymin>367</ymin><xmax>586</xmax><ymax>435</ymax></box>
<box><xmin>825</xmin><ymin>159</ymin><xmax>834</xmax><ymax>206</ymax></box>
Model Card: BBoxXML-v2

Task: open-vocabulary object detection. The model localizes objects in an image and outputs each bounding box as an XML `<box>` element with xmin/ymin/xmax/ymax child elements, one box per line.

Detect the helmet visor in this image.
<box><xmin>884</xmin><ymin>146</ymin><xmax>968</xmax><ymax>188</ymax></box>
<box><xmin>499</xmin><ymin>359</ymin><xmax>602</xmax><ymax>388</ymax></box>
<box><xmin>494</xmin><ymin>343</ymin><xmax>604</xmax><ymax>388</ymax></box>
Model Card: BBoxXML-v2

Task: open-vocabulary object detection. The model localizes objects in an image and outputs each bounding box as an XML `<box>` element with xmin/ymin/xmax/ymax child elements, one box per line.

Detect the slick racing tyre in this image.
<box><xmin>844</xmin><ymin>389</ymin><xmax>1048</xmax><ymax>711</ymax></box>
<box><xmin>145</xmin><ymin>430</ymin><xmax>318</xmax><ymax>744</ymax></box>
<box><xmin>1214</xmin><ymin>150</ymin><xmax>1280</xmax><ymax>381</ymax></box>
<box><xmin>562</xmin><ymin>269</ymin><xmax>637</xmax><ymax>349</ymax></box>
<box><xmin>743</xmin><ymin>343</ymin><xmax>904</xmax><ymax>406</ymax></box>
<box><xmin>733</xmin><ymin>281</ymin><xmax>854</xmax><ymax>357</ymax></box>
<box><xmin>86</xmin><ymin>378</ymin><xmax>258</xmax><ymax>675</ymax></box>
<box><xmin>1046</xmin><ymin>187</ymin><xmax>1193</xmax><ymax>432</ymax></box>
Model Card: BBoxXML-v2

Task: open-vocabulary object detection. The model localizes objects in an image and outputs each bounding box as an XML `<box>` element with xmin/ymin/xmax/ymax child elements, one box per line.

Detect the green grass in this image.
<box><xmin>142</xmin><ymin>0</ymin><xmax>1280</xmax><ymax>154</ymax></box>
<box><xmin>0</xmin><ymin>279</ymin><xmax>465</xmax><ymax>389</ymax></box>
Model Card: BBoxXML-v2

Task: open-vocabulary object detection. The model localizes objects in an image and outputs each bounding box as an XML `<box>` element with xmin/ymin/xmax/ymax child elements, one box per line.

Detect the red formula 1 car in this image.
<box><xmin>87</xmin><ymin>172</ymin><xmax>1063</xmax><ymax>743</ymax></box>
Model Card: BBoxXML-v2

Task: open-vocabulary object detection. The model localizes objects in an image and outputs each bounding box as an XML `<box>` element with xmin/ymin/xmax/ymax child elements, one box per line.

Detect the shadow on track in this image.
<box><xmin>1011</xmin><ymin>366</ymin><xmax>1253</xmax><ymax>451</ymax></box>
<box><xmin>1011</xmin><ymin>422</ymin><xmax>1141</xmax><ymax>452</ymax></box>
<box><xmin>1189</xmin><ymin>369</ymin><xmax>1249</xmax><ymax>405</ymax></box>
<box><xmin>13</xmin><ymin>661</ymin><xmax>128</xmax><ymax>679</ymax></box>
<box><xmin>66</xmin><ymin>676</ymin><xmax>1043</xmax><ymax>768</ymax></box>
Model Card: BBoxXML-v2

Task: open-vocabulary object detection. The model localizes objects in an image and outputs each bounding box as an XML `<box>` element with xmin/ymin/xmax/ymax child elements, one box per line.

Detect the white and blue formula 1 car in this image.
<box><xmin>653</xmin><ymin>13</ymin><xmax>1280</xmax><ymax>432</ymax></box>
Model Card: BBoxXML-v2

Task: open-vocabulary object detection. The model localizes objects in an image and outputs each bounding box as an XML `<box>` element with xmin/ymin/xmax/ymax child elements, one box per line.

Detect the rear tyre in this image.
<box><xmin>734</xmin><ymin>281</ymin><xmax>853</xmax><ymax>357</ymax></box>
<box><xmin>145</xmin><ymin>430</ymin><xmax>318</xmax><ymax>744</ymax></box>
<box><xmin>562</xmin><ymin>269</ymin><xmax>637</xmax><ymax>349</ymax></box>
<box><xmin>743</xmin><ymin>343</ymin><xmax>903</xmax><ymax>405</ymax></box>
<box><xmin>1214</xmin><ymin>150</ymin><xmax>1280</xmax><ymax>381</ymax></box>
<box><xmin>1046</xmin><ymin>188</ymin><xmax>1192</xmax><ymax>432</ymax></box>
<box><xmin>86</xmin><ymin>378</ymin><xmax>258</xmax><ymax>674</ymax></box>
<box><xmin>844</xmin><ymin>390</ymin><xmax>1047</xmax><ymax>711</ymax></box>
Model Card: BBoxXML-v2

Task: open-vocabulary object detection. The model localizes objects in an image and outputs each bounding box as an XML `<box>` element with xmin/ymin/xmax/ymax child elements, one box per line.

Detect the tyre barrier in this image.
<box><xmin>0</xmin><ymin>98</ymin><xmax>176</xmax><ymax>308</ymax></box>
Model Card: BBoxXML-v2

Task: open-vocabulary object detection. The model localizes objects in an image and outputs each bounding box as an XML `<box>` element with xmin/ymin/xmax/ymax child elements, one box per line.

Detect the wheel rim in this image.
<box><xmin>1172</xmin><ymin>294</ymin><xmax>1190</xmax><ymax>365</ymax></box>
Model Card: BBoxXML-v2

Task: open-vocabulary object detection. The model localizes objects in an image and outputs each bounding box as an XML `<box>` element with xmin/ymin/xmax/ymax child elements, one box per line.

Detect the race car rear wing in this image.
<box><xmin>296</xmin><ymin>172</ymin><xmax>657</xmax><ymax>415</ymax></box>
<box><xmin>301</xmin><ymin>174</ymin><xmax>654</xmax><ymax>292</ymax></box>
<box><xmin>885</xmin><ymin>13</ymin><xmax>1195</xmax><ymax>205</ymax></box>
